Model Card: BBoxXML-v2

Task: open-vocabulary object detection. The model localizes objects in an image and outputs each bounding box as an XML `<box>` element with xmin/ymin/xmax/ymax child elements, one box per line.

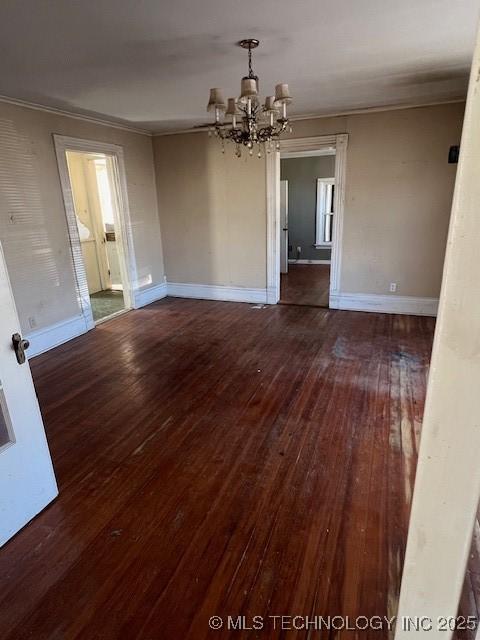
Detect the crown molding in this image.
<box><xmin>288</xmin><ymin>97</ymin><xmax>465</xmax><ymax>122</ymax></box>
<box><xmin>152</xmin><ymin>97</ymin><xmax>466</xmax><ymax>137</ymax></box>
<box><xmin>0</xmin><ymin>94</ymin><xmax>152</xmax><ymax>136</ymax></box>
<box><xmin>0</xmin><ymin>93</ymin><xmax>464</xmax><ymax>139</ymax></box>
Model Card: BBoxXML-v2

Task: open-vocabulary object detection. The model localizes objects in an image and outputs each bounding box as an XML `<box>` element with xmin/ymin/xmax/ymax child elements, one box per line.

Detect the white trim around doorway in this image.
<box><xmin>266</xmin><ymin>134</ymin><xmax>348</xmax><ymax>305</ymax></box>
<box><xmin>53</xmin><ymin>135</ymin><xmax>138</xmax><ymax>330</ymax></box>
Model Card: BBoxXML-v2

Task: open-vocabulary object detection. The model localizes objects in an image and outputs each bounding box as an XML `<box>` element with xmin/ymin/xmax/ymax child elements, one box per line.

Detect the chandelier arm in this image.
<box><xmin>257</xmin><ymin>119</ymin><xmax>289</xmax><ymax>142</ymax></box>
<box><xmin>213</xmin><ymin>124</ymin><xmax>230</xmax><ymax>140</ymax></box>
<box><xmin>213</xmin><ymin>116</ymin><xmax>289</xmax><ymax>146</ymax></box>
<box><xmin>272</xmin><ymin>119</ymin><xmax>289</xmax><ymax>135</ymax></box>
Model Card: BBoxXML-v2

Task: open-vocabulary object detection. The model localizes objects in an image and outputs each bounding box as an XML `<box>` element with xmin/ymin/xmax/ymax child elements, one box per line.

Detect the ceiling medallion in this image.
<box><xmin>206</xmin><ymin>39</ymin><xmax>293</xmax><ymax>158</ymax></box>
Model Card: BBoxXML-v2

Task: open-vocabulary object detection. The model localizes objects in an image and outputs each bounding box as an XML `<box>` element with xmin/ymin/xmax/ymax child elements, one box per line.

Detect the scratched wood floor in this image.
<box><xmin>0</xmin><ymin>298</ymin><xmax>435</xmax><ymax>639</ymax></box>
<box><xmin>280</xmin><ymin>264</ymin><xmax>330</xmax><ymax>307</ymax></box>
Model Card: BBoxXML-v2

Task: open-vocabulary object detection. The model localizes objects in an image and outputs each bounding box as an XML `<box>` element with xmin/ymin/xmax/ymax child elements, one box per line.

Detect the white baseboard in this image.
<box><xmin>26</xmin><ymin>314</ymin><xmax>89</xmax><ymax>358</ymax></box>
<box><xmin>167</xmin><ymin>282</ymin><xmax>268</xmax><ymax>304</ymax></box>
<box><xmin>134</xmin><ymin>282</ymin><xmax>168</xmax><ymax>308</ymax></box>
<box><xmin>329</xmin><ymin>292</ymin><xmax>438</xmax><ymax>317</ymax></box>
<box><xmin>288</xmin><ymin>259</ymin><xmax>331</xmax><ymax>265</ymax></box>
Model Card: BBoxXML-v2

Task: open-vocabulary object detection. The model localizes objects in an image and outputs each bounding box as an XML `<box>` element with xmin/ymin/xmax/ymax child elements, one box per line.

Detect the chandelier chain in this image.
<box><xmin>248</xmin><ymin>45</ymin><xmax>254</xmax><ymax>79</ymax></box>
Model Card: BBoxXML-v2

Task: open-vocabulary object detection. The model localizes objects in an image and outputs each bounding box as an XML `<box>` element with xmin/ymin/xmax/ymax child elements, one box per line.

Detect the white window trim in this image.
<box><xmin>315</xmin><ymin>177</ymin><xmax>335</xmax><ymax>247</ymax></box>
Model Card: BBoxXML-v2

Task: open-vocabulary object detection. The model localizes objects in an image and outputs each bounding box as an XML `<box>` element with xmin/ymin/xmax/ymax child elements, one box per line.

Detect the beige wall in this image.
<box><xmin>154</xmin><ymin>132</ymin><xmax>266</xmax><ymax>288</ymax></box>
<box><xmin>0</xmin><ymin>100</ymin><xmax>465</xmax><ymax>337</ymax></box>
<box><xmin>154</xmin><ymin>102</ymin><xmax>464</xmax><ymax>298</ymax></box>
<box><xmin>0</xmin><ymin>101</ymin><xmax>164</xmax><ymax>333</ymax></box>
<box><xmin>291</xmin><ymin>104</ymin><xmax>465</xmax><ymax>297</ymax></box>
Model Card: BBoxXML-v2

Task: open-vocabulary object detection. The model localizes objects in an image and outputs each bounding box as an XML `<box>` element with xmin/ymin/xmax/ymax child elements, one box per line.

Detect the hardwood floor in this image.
<box><xmin>280</xmin><ymin>264</ymin><xmax>330</xmax><ymax>307</ymax></box>
<box><xmin>0</xmin><ymin>299</ymin><xmax>435</xmax><ymax>639</ymax></box>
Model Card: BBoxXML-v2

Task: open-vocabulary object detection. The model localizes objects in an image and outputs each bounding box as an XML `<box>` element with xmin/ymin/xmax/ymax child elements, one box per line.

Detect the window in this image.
<box><xmin>315</xmin><ymin>178</ymin><xmax>335</xmax><ymax>246</ymax></box>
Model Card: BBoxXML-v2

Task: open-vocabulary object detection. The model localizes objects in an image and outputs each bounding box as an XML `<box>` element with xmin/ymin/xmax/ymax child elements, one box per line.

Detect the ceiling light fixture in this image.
<box><xmin>206</xmin><ymin>39</ymin><xmax>293</xmax><ymax>158</ymax></box>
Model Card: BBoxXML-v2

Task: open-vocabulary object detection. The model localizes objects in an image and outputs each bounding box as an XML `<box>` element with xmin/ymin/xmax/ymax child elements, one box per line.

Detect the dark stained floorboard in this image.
<box><xmin>280</xmin><ymin>264</ymin><xmax>330</xmax><ymax>307</ymax></box>
<box><xmin>0</xmin><ymin>298</ymin><xmax>435</xmax><ymax>639</ymax></box>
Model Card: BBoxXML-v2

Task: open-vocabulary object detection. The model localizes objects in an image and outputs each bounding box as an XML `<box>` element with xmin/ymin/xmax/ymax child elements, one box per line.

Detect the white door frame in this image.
<box><xmin>266</xmin><ymin>134</ymin><xmax>348</xmax><ymax>304</ymax></box>
<box><xmin>395</xmin><ymin>23</ymin><xmax>480</xmax><ymax>637</ymax></box>
<box><xmin>53</xmin><ymin>135</ymin><xmax>138</xmax><ymax>328</ymax></box>
<box><xmin>279</xmin><ymin>179</ymin><xmax>288</xmax><ymax>274</ymax></box>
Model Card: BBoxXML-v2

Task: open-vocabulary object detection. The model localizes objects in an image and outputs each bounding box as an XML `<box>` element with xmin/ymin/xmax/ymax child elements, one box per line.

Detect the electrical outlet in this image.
<box><xmin>28</xmin><ymin>316</ymin><xmax>37</xmax><ymax>329</ymax></box>
<box><xmin>389</xmin><ymin>282</ymin><xmax>397</xmax><ymax>293</ymax></box>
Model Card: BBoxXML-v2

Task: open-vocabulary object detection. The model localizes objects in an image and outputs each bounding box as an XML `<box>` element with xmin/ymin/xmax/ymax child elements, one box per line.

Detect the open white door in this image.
<box><xmin>395</xmin><ymin>22</ymin><xmax>480</xmax><ymax>638</ymax></box>
<box><xmin>0</xmin><ymin>242</ymin><xmax>57</xmax><ymax>546</ymax></box>
<box><xmin>280</xmin><ymin>180</ymin><xmax>288</xmax><ymax>274</ymax></box>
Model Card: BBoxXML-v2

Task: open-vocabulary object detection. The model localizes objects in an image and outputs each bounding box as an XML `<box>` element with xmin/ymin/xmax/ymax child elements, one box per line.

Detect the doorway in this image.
<box><xmin>54</xmin><ymin>136</ymin><xmax>137</xmax><ymax>328</ymax></box>
<box><xmin>279</xmin><ymin>150</ymin><xmax>336</xmax><ymax>307</ymax></box>
<box><xmin>266</xmin><ymin>134</ymin><xmax>348</xmax><ymax>306</ymax></box>
<box><xmin>66</xmin><ymin>151</ymin><xmax>126</xmax><ymax>322</ymax></box>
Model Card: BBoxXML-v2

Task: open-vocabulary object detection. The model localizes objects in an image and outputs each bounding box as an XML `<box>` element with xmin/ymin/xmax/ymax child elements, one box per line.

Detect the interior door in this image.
<box><xmin>280</xmin><ymin>180</ymin><xmax>289</xmax><ymax>274</ymax></box>
<box><xmin>86</xmin><ymin>158</ymin><xmax>112</xmax><ymax>291</ymax></box>
<box><xmin>0</xmin><ymin>242</ymin><xmax>57</xmax><ymax>546</ymax></box>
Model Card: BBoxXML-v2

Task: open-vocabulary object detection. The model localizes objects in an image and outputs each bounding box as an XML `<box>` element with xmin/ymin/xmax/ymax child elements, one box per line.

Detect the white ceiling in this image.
<box><xmin>0</xmin><ymin>0</ymin><xmax>478</xmax><ymax>133</ymax></box>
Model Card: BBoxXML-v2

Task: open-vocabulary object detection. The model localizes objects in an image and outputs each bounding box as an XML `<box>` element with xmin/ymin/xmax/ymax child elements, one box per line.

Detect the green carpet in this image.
<box><xmin>90</xmin><ymin>290</ymin><xmax>125</xmax><ymax>321</ymax></box>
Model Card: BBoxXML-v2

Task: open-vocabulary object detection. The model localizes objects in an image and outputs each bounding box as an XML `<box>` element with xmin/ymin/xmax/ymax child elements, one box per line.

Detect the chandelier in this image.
<box><xmin>206</xmin><ymin>39</ymin><xmax>293</xmax><ymax>158</ymax></box>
